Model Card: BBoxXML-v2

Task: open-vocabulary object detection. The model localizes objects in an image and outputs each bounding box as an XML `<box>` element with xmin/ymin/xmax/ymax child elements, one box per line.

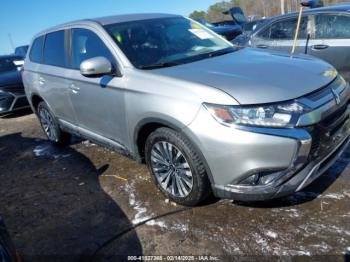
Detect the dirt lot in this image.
<box><xmin>1</xmin><ymin>111</ymin><xmax>350</xmax><ymax>261</ymax></box>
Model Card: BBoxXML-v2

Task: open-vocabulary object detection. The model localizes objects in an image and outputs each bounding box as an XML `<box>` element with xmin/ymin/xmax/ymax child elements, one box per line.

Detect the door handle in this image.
<box><xmin>311</xmin><ymin>44</ymin><xmax>329</xmax><ymax>50</ymax></box>
<box><xmin>69</xmin><ymin>83</ymin><xmax>80</xmax><ymax>94</ymax></box>
<box><xmin>256</xmin><ymin>44</ymin><xmax>269</xmax><ymax>49</ymax></box>
<box><xmin>39</xmin><ymin>77</ymin><xmax>45</xmax><ymax>85</ymax></box>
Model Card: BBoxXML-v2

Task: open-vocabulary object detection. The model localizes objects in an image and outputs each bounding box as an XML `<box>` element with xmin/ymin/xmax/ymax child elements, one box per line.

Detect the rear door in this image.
<box><xmin>40</xmin><ymin>30</ymin><xmax>77</xmax><ymax>124</ymax></box>
<box><xmin>308</xmin><ymin>12</ymin><xmax>350</xmax><ymax>80</ymax></box>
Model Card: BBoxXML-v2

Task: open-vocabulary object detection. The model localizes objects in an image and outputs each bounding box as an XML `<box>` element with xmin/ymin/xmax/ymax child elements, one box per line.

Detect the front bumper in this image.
<box><xmin>184</xmin><ymin>78</ymin><xmax>350</xmax><ymax>201</ymax></box>
<box><xmin>214</xmin><ymin>127</ymin><xmax>350</xmax><ymax>201</ymax></box>
<box><xmin>0</xmin><ymin>87</ymin><xmax>29</xmax><ymax>115</ymax></box>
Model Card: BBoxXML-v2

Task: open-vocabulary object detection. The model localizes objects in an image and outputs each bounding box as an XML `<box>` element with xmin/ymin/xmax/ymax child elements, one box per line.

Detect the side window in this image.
<box><xmin>259</xmin><ymin>17</ymin><xmax>307</xmax><ymax>40</ymax></box>
<box><xmin>29</xmin><ymin>36</ymin><xmax>44</xmax><ymax>63</ymax></box>
<box><xmin>43</xmin><ymin>30</ymin><xmax>66</xmax><ymax>67</ymax></box>
<box><xmin>315</xmin><ymin>14</ymin><xmax>350</xmax><ymax>39</ymax></box>
<box><xmin>70</xmin><ymin>28</ymin><xmax>114</xmax><ymax>70</ymax></box>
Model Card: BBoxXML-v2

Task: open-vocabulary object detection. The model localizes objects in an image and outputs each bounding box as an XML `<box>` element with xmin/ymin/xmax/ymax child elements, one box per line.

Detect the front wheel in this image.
<box><xmin>145</xmin><ymin>128</ymin><xmax>211</xmax><ymax>206</ymax></box>
<box><xmin>37</xmin><ymin>101</ymin><xmax>70</xmax><ymax>145</ymax></box>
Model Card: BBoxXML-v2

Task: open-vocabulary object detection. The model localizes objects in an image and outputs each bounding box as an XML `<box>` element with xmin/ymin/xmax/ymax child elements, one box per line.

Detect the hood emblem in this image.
<box><xmin>331</xmin><ymin>88</ymin><xmax>341</xmax><ymax>105</ymax></box>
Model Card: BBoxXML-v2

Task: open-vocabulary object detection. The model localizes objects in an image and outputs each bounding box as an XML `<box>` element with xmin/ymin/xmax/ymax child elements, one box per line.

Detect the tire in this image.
<box><xmin>145</xmin><ymin>127</ymin><xmax>211</xmax><ymax>206</ymax></box>
<box><xmin>37</xmin><ymin>101</ymin><xmax>71</xmax><ymax>145</ymax></box>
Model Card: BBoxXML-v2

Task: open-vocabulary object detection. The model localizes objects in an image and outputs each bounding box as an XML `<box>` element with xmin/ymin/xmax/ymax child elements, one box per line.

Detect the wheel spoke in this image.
<box><xmin>158</xmin><ymin>169</ymin><xmax>171</xmax><ymax>183</ymax></box>
<box><xmin>171</xmin><ymin>175</ymin><xmax>176</xmax><ymax>195</ymax></box>
<box><xmin>153</xmin><ymin>165</ymin><xmax>168</xmax><ymax>173</ymax></box>
<box><xmin>177</xmin><ymin>175</ymin><xmax>189</xmax><ymax>196</ymax></box>
<box><xmin>161</xmin><ymin>142</ymin><xmax>171</xmax><ymax>162</ymax></box>
<box><xmin>151</xmin><ymin>150</ymin><xmax>168</xmax><ymax>166</ymax></box>
<box><xmin>173</xmin><ymin>150</ymin><xmax>182</xmax><ymax>162</ymax></box>
<box><xmin>178</xmin><ymin>172</ymin><xmax>193</xmax><ymax>188</ymax></box>
<box><xmin>176</xmin><ymin>162</ymin><xmax>190</xmax><ymax>171</ymax></box>
<box><xmin>162</xmin><ymin>170</ymin><xmax>172</xmax><ymax>188</ymax></box>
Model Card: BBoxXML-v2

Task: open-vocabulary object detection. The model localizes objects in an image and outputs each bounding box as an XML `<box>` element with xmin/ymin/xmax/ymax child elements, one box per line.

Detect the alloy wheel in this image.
<box><xmin>151</xmin><ymin>141</ymin><xmax>193</xmax><ymax>198</ymax></box>
<box><xmin>39</xmin><ymin>107</ymin><xmax>57</xmax><ymax>142</ymax></box>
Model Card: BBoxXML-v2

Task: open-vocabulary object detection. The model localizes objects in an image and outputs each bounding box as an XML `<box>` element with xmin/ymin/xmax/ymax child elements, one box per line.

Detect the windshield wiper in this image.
<box><xmin>139</xmin><ymin>61</ymin><xmax>180</xmax><ymax>70</ymax></box>
<box><xmin>207</xmin><ymin>48</ymin><xmax>236</xmax><ymax>58</ymax></box>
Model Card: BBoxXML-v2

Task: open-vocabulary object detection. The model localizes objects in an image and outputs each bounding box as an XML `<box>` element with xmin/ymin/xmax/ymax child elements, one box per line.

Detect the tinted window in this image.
<box><xmin>43</xmin><ymin>30</ymin><xmax>66</xmax><ymax>67</ymax></box>
<box><xmin>70</xmin><ymin>28</ymin><xmax>114</xmax><ymax>70</ymax></box>
<box><xmin>315</xmin><ymin>14</ymin><xmax>350</xmax><ymax>39</ymax></box>
<box><xmin>258</xmin><ymin>17</ymin><xmax>307</xmax><ymax>40</ymax></box>
<box><xmin>29</xmin><ymin>36</ymin><xmax>44</xmax><ymax>63</ymax></box>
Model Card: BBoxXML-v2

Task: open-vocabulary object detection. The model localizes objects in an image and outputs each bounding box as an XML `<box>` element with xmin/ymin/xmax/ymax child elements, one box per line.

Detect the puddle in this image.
<box><xmin>33</xmin><ymin>143</ymin><xmax>71</xmax><ymax>159</ymax></box>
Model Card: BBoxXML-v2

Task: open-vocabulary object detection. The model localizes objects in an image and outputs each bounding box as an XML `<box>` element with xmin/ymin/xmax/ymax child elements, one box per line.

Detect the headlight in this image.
<box><xmin>204</xmin><ymin>101</ymin><xmax>310</xmax><ymax>128</ymax></box>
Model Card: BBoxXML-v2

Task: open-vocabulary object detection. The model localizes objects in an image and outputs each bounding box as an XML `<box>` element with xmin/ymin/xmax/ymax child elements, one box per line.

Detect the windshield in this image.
<box><xmin>104</xmin><ymin>17</ymin><xmax>234</xmax><ymax>69</ymax></box>
<box><xmin>0</xmin><ymin>57</ymin><xmax>23</xmax><ymax>73</ymax></box>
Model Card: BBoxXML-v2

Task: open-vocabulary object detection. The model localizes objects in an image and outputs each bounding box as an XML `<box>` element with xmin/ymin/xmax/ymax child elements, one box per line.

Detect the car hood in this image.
<box><xmin>0</xmin><ymin>71</ymin><xmax>22</xmax><ymax>88</ymax></box>
<box><xmin>149</xmin><ymin>48</ymin><xmax>337</xmax><ymax>104</ymax></box>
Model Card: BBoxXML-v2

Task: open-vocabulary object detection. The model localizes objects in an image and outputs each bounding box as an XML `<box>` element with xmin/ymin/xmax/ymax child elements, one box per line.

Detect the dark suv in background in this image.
<box><xmin>0</xmin><ymin>55</ymin><xmax>29</xmax><ymax>115</ymax></box>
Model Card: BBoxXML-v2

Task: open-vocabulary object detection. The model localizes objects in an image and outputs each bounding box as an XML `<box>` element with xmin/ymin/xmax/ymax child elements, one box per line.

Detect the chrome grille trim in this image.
<box><xmin>297</xmin><ymin>76</ymin><xmax>348</xmax><ymax>110</ymax></box>
<box><xmin>296</xmin><ymin>77</ymin><xmax>350</xmax><ymax>127</ymax></box>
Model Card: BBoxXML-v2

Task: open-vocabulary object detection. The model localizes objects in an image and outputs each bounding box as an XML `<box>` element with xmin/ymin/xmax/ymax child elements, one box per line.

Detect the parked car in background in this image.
<box><xmin>23</xmin><ymin>14</ymin><xmax>350</xmax><ymax>206</ymax></box>
<box><xmin>0</xmin><ymin>55</ymin><xmax>29</xmax><ymax>115</ymax></box>
<box><xmin>194</xmin><ymin>18</ymin><xmax>242</xmax><ymax>41</ymax></box>
<box><xmin>233</xmin><ymin>4</ymin><xmax>350</xmax><ymax>80</ymax></box>
<box><xmin>14</xmin><ymin>45</ymin><xmax>29</xmax><ymax>58</ymax></box>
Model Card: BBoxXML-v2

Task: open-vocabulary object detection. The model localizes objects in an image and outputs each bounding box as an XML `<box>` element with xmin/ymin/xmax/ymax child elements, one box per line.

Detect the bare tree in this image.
<box><xmin>281</xmin><ymin>0</ymin><xmax>285</xmax><ymax>14</ymax></box>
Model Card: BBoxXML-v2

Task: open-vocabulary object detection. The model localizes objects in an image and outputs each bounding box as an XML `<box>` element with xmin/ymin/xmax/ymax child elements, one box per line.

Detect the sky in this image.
<box><xmin>0</xmin><ymin>0</ymin><xmax>218</xmax><ymax>55</ymax></box>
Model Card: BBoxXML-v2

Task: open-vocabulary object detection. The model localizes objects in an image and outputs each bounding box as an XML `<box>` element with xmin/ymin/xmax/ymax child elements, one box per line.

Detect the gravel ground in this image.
<box><xmin>0</xmin><ymin>110</ymin><xmax>350</xmax><ymax>261</ymax></box>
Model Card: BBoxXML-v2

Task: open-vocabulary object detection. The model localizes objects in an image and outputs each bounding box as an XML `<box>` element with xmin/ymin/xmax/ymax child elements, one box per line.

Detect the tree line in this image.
<box><xmin>189</xmin><ymin>0</ymin><xmax>347</xmax><ymax>22</ymax></box>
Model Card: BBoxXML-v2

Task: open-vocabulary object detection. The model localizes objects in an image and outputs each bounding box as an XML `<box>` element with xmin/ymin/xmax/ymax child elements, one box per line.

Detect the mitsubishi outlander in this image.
<box><xmin>23</xmin><ymin>14</ymin><xmax>350</xmax><ymax>206</ymax></box>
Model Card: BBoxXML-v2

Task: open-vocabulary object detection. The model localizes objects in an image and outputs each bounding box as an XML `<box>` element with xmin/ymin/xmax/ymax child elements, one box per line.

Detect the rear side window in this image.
<box><xmin>43</xmin><ymin>30</ymin><xmax>66</xmax><ymax>67</ymax></box>
<box><xmin>29</xmin><ymin>36</ymin><xmax>44</xmax><ymax>63</ymax></box>
<box><xmin>70</xmin><ymin>28</ymin><xmax>114</xmax><ymax>69</ymax></box>
<box><xmin>315</xmin><ymin>14</ymin><xmax>350</xmax><ymax>39</ymax></box>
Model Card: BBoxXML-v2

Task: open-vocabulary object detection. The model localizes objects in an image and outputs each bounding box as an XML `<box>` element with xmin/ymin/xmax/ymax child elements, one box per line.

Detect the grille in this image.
<box><xmin>307</xmin><ymin>103</ymin><xmax>349</xmax><ymax>161</ymax></box>
<box><xmin>1</xmin><ymin>85</ymin><xmax>25</xmax><ymax>94</ymax></box>
<box><xmin>13</xmin><ymin>97</ymin><xmax>29</xmax><ymax>109</ymax></box>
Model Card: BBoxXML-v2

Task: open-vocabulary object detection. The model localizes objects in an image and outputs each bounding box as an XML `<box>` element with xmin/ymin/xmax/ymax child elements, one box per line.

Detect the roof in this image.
<box><xmin>91</xmin><ymin>13</ymin><xmax>181</xmax><ymax>25</ymax></box>
<box><xmin>33</xmin><ymin>13</ymin><xmax>181</xmax><ymax>38</ymax></box>
<box><xmin>275</xmin><ymin>4</ymin><xmax>350</xmax><ymax>19</ymax></box>
<box><xmin>302</xmin><ymin>3</ymin><xmax>350</xmax><ymax>14</ymax></box>
<box><xmin>248</xmin><ymin>3</ymin><xmax>350</xmax><ymax>30</ymax></box>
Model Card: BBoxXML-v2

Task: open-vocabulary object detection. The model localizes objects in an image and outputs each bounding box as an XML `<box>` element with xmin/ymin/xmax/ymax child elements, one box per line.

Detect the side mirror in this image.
<box><xmin>80</xmin><ymin>56</ymin><xmax>112</xmax><ymax>77</ymax></box>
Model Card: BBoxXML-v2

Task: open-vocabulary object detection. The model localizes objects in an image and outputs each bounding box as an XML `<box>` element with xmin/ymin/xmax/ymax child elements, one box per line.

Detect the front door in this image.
<box><xmin>252</xmin><ymin>15</ymin><xmax>309</xmax><ymax>54</ymax></box>
<box><xmin>66</xmin><ymin>27</ymin><xmax>128</xmax><ymax>145</ymax></box>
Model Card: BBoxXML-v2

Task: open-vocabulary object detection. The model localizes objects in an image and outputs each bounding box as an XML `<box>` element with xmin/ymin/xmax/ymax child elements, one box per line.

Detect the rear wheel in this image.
<box><xmin>145</xmin><ymin>127</ymin><xmax>211</xmax><ymax>206</ymax></box>
<box><xmin>37</xmin><ymin>101</ymin><xmax>70</xmax><ymax>145</ymax></box>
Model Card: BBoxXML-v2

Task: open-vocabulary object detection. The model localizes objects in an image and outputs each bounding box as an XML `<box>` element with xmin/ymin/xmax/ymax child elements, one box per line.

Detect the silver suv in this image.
<box><xmin>23</xmin><ymin>14</ymin><xmax>350</xmax><ymax>206</ymax></box>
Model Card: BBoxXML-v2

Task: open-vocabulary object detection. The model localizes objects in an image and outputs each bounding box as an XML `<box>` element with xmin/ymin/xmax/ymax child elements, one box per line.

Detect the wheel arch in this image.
<box><xmin>134</xmin><ymin>117</ymin><xmax>183</xmax><ymax>162</ymax></box>
<box><xmin>133</xmin><ymin>117</ymin><xmax>215</xmax><ymax>186</ymax></box>
<box><xmin>30</xmin><ymin>93</ymin><xmax>44</xmax><ymax>112</ymax></box>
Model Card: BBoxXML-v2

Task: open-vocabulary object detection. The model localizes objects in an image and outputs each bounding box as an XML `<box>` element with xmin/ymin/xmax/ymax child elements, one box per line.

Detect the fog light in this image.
<box><xmin>239</xmin><ymin>171</ymin><xmax>283</xmax><ymax>186</ymax></box>
<box><xmin>240</xmin><ymin>173</ymin><xmax>260</xmax><ymax>185</ymax></box>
